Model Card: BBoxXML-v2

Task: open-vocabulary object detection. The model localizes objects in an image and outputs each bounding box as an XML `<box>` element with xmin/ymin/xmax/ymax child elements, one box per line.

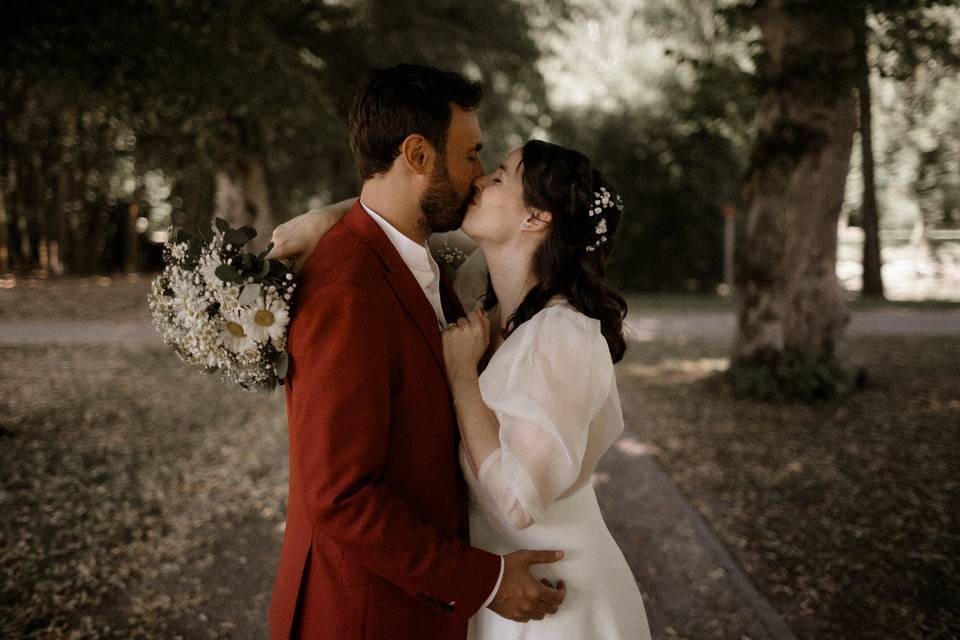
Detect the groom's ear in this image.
<box><xmin>399</xmin><ymin>134</ymin><xmax>434</xmax><ymax>176</ymax></box>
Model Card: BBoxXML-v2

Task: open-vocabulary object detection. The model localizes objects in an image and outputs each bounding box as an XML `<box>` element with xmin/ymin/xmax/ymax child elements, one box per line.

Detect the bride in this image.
<box><xmin>270</xmin><ymin>139</ymin><xmax>651</xmax><ymax>640</ymax></box>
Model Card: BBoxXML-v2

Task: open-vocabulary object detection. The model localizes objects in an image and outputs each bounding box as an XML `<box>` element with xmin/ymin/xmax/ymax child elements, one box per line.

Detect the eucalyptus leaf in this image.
<box><xmin>258</xmin><ymin>259</ymin><xmax>270</xmax><ymax>278</ymax></box>
<box><xmin>238</xmin><ymin>283</ymin><xmax>261</xmax><ymax>305</ymax></box>
<box><xmin>224</xmin><ymin>229</ymin><xmax>249</xmax><ymax>247</ymax></box>
<box><xmin>214</xmin><ymin>217</ymin><xmax>230</xmax><ymax>233</ymax></box>
<box><xmin>239</xmin><ymin>226</ymin><xmax>257</xmax><ymax>240</ymax></box>
<box><xmin>215</xmin><ymin>264</ymin><xmax>242</xmax><ymax>283</ymax></box>
<box><xmin>276</xmin><ymin>352</ymin><xmax>289</xmax><ymax>380</ymax></box>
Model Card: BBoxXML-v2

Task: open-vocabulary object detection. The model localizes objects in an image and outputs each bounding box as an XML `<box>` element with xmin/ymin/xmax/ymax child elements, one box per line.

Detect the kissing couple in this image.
<box><xmin>265</xmin><ymin>64</ymin><xmax>651</xmax><ymax>640</ymax></box>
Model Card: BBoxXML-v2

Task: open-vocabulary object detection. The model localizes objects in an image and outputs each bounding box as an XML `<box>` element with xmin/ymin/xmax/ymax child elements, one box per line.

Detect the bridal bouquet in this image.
<box><xmin>148</xmin><ymin>218</ymin><xmax>295</xmax><ymax>391</ymax></box>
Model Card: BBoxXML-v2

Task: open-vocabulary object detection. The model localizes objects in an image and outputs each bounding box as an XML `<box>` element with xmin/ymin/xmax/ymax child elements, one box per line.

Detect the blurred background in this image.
<box><xmin>2</xmin><ymin>0</ymin><xmax>958</xmax><ymax>298</ymax></box>
<box><xmin>2</xmin><ymin>1</ymin><xmax>959</xmax><ymax>639</ymax></box>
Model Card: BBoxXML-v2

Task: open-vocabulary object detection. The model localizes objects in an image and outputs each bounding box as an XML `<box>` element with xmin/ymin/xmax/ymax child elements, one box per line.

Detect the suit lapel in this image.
<box><xmin>343</xmin><ymin>202</ymin><xmax>446</xmax><ymax>372</ymax></box>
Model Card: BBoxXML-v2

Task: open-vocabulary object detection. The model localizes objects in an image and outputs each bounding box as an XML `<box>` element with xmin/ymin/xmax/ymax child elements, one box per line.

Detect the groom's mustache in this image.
<box><xmin>456</xmin><ymin>187</ymin><xmax>477</xmax><ymax>219</ymax></box>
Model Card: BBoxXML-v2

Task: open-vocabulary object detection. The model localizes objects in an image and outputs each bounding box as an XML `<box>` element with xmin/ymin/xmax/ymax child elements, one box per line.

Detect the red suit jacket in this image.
<box><xmin>269</xmin><ymin>202</ymin><xmax>502</xmax><ymax>639</ymax></box>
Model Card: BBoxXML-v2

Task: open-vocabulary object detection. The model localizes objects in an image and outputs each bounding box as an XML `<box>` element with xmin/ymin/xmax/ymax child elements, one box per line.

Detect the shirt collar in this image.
<box><xmin>360</xmin><ymin>201</ymin><xmax>439</xmax><ymax>284</ymax></box>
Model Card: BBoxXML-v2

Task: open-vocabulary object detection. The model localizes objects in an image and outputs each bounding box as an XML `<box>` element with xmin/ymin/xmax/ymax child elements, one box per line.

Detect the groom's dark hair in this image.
<box><xmin>349</xmin><ymin>64</ymin><xmax>484</xmax><ymax>180</ymax></box>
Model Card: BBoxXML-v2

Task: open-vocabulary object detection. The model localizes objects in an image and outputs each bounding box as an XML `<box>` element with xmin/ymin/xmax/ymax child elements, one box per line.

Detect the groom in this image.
<box><xmin>269</xmin><ymin>65</ymin><xmax>566</xmax><ymax>639</ymax></box>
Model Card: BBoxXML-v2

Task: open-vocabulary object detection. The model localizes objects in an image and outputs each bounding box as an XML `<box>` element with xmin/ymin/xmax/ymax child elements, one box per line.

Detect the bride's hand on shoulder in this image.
<box><xmin>442</xmin><ymin>310</ymin><xmax>490</xmax><ymax>384</ymax></box>
<box><xmin>265</xmin><ymin>199</ymin><xmax>354</xmax><ymax>271</ymax></box>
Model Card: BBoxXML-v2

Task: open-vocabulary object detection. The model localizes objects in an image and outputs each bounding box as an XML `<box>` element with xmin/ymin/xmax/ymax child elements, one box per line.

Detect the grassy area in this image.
<box><xmin>0</xmin><ymin>344</ymin><xmax>287</xmax><ymax>639</ymax></box>
<box><xmin>615</xmin><ymin>335</ymin><xmax>960</xmax><ymax>640</ymax></box>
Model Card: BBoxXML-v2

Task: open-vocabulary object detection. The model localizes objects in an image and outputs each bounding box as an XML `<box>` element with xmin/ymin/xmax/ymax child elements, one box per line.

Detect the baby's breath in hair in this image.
<box><xmin>585</xmin><ymin>187</ymin><xmax>624</xmax><ymax>252</ymax></box>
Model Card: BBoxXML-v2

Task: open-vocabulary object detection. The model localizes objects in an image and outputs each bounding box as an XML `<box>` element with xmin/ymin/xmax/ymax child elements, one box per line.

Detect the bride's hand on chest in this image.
<box><xmin>442</xmin><ymin>310</ymin><xmax>491</xmax><ymax>383</ymax></box>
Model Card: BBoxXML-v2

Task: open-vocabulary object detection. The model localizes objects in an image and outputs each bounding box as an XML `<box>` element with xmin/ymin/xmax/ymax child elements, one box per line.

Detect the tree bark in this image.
<box><xmin>0</xmin><ymin>125</ymin><xmax>10</xmax><ymax>274</ymax></box>
<box><xmin>124</xmin><ymin>201</ymin><xmax>141</xmax><ymax>273</ymax></box>
<box><xmin>856</xmin><ymin>12</ymin><xmax>885</xmax><ymax>298</ymax></box>
<box><xmin>732</xmin><ymin>0</ymin><xmax>859</xmax><ymax>393</ymax></box>
<box><xmin>6</xmin><ymin>159</ymin><xmax>23</xmax><ymax>272</ymax></box>
<box><xmin>213</xmin><ymin>155</ymin><xmax>274</xmax><ymax>254</ymax></box>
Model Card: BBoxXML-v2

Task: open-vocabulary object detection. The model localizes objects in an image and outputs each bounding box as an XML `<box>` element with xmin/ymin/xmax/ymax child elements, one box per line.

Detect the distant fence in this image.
<box><xmin>836</xmin><ymin>227</ymin><xmax>960</xmax><ymax>300</ymax></box>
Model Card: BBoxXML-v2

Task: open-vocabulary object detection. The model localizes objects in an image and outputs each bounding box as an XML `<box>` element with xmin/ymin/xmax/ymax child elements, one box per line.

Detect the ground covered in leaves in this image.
<box><xmin>616</xmin><ymin>336</ymin><xmax>960</xmax><ymax>640</ymax></box>
<box><xmin>0</xmin><ymin>344</ymin><xmax>287</xmax><ymax>638</ymax></box>
<box><xmin>0</xmin><ymin>276</ymin><xmax>152</xmax><ymax>322</ymax></box>
<box><xmin>2</xmin><ymin>276</ymin><xmax>957</xmax><ymax>639</ymax></box>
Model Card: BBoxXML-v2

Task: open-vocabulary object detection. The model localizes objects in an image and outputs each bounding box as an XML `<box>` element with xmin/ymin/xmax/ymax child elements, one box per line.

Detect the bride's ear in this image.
<box><xmin>400</xmin><ymin>134</ymin><xmax>434</xmax><ymax>176</ymax></box>
<box><xmin>521</xmin><ymin>209</ymin><xmax>552</xmax><ymax>232</ymax></box>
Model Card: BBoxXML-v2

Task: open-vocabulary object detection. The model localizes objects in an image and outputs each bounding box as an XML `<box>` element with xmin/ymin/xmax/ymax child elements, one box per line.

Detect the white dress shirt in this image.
<box><xmin>362</xmin><ymin>202</ymin><xmax>448</xmax><ymax>329</ymax></box>
<box><xmin>360</xmin><ymin>201</ymin><xmax>504</xmax><ymax>610</ymax></box>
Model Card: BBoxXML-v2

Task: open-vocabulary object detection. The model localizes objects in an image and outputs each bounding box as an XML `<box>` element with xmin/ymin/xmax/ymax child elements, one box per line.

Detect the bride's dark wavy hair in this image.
<box><xmin>483</xmin><ymin>139</ymin><xmax>628</xmax><ymax>363</ymax></box>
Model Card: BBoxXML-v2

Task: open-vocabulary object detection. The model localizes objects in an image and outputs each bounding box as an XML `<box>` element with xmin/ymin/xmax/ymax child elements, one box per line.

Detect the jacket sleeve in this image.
<box><xmin>286</xmin><ymin>281</ymin><xmax>500</xmax><ymax>621</ymax></box>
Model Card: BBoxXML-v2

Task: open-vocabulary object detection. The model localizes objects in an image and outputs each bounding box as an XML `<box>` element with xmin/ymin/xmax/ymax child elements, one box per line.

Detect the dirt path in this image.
<box><xmin>1</xmin><ymin>308</ymin><xmax>957</xmax><ymax>345</ymax></box>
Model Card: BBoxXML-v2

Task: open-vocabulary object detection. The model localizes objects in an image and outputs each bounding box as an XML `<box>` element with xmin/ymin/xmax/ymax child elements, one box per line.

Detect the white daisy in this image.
<box><xmin>244</xmin><ymin>296</ymin><xmax>290</xmax><ymax>344</ymax></box>
<box><xmin>220</xmin><ymin>309</ymin><xmax>256</xmax><ymax>353</ymax></box>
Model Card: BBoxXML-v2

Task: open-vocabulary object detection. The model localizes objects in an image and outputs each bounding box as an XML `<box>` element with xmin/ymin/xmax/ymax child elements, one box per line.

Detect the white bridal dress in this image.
<box><xmin>462</xmin><ymin>299</ymin><xmax>652</xmax><ymax>640</ymax></box>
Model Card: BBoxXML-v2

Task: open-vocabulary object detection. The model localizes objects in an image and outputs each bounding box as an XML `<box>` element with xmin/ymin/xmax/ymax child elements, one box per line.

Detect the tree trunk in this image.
<box><xmin>731</xmin><ymin>0</ymin><xmax>860</xmax><ymax>398</ymax></box>
<box><xmin>26</xmin><ymin>153</ymin><xmax>45</xmax><ymax>273</ymax></box>
<box><xmin>52</xmin><ymin>107</ymin><xmax>79</xmax><ymax>276</ymax></box>
<box><xmin>213</xmin><ymin>155</ymin><xmax>274</xmax><ymax>254</ymax></box>
<box><xmin>124</xmin><ymin>201</ymin><xmax>141</xmax><ymax>273</ymax></box>
<box><xmin>856</xmin><ymin>12</ymin><xmax>885</xmax><ymax>298</ymax></box>
<box><xmin>7</xmin><ymin>158</ymin><xmax>25</xmax><ymax>272</ymax></box>
<box><xmin>0</xmin><ymin>128</ymin><xmax>10</xmax><ymax>274</ymax></box>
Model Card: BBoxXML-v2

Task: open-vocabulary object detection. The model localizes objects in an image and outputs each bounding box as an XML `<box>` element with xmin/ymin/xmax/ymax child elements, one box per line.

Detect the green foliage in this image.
<box><xmin>2</xmin><ymin>0</ymin><xmax>957</xmax><ymax>291</ymax></box>
<box><xmin>543</xmin><ymin>0</ymin><xmax>756</xmax><ymax>292</ymax></box>
<box><xmin>1</xmin><ymin>0</ymin><xmax>548</xmax><ymax>273</ymax></box>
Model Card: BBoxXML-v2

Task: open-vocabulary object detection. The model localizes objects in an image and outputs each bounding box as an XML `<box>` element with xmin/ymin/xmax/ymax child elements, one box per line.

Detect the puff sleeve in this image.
<box><xmin>466</xmin><ymin>306</ymin><xmax>614</xmax><ymax>529</ymax></box>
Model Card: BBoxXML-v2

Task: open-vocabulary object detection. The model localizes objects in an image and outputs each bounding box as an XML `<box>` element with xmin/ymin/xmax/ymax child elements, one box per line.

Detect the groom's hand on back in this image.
<box><xmin>489</xmin><ymin>550</ymin><xmax>567</xmax><ymax>623</ymax></box>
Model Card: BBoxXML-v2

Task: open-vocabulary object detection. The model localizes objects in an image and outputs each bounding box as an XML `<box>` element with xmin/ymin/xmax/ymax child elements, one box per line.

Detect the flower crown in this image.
<box><xmin>585</xmin><ymin>186</ymin><xmax>624</xmax><ymax>252</ymax></box>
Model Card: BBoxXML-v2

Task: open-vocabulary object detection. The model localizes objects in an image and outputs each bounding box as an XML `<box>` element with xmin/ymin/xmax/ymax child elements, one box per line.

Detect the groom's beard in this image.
<box><xmin>420</xmin><ymin>159</ymin><xmax>472</xmax><ymax>233</ymax></box>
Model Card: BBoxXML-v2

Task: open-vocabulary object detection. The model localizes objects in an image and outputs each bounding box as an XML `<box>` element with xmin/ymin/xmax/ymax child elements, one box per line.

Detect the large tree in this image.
<box><xmin>728</xmin><ymin>0</ymin><xmax>959</xmax><ymax>399</ymax></box>
<box><xmin>730</xmin><ymin>0</ymin><xmax>863</xmax><ymax>399</ymax></box>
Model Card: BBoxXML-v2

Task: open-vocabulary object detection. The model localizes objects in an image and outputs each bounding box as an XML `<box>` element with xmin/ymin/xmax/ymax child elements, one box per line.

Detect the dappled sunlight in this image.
<box><xmin>619</xmin><ymin>357</ymin><xmax>729</xmax><ymax>383</ymax></box>
<box><xmin>624</xmin><ymin>317</ymin><xmax>665</xmax><ymax>342</ymax></box>
<box><xmin>623</xmin><ymin>312</ymin><xmax>738</xmax><ymax>341</ymax></box>
<box><xmin>615</xmin><ymin>436</ymin><xmax>660</xmax><ymax>458</ymax></box>
<box><xmin>591</xmin><ymin>471</ymin><xmax>611</xmax><ymax>485</ymax></box>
